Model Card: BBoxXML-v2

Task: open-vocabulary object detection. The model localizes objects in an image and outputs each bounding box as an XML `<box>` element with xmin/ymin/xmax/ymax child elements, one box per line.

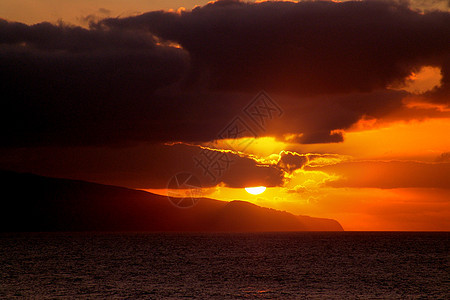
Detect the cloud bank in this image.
<box><xmin>0</xmin><ymin>0</ymin><xmax>449</xmax><ymax>148</ymax></box>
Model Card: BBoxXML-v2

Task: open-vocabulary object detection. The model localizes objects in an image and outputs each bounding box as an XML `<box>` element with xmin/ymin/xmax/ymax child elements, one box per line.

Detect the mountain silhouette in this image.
<box><xmin>0</xmin><ymin>171</ymin><xmax>343</xmax><ymax>232</ymax></box>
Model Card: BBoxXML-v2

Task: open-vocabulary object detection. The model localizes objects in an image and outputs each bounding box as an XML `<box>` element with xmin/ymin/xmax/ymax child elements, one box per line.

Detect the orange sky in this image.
<box><xmin>148</xmin><ymin>116</ymin><xmax>450</xmax><ymax>231</ymax></box>
<box><xmin>0</xmin><ymin>0</ymin><xmax>211</xmax><ymax>25</ymax></box>
<box><xmin>143</xmin><ymin>62</ymin><xmax>449</xmax><ymax>231</ymax></box>
<box><xmin>2</xmin><ymin>0</ymin><xmax>448</xmax><ymax>26</ymax></box>
<box><xmin>153</xmin><ymin>66</ymin><xmax>448</xmax><ymax>231</ymax></box>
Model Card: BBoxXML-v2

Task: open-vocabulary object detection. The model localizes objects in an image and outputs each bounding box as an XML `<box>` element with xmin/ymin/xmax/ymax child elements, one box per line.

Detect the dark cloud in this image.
<box><xmin>270</xmin><ymin>90</ymin><xmax>407</xmax><ymax>144</ymax></box>
<box><xmin>425</xmin><ymin>59</ymin><xmax>450</xmax><ymax>103</ymax></box>
<box><xmin>0</xmin><ymin>19</ymin><xmax>196</xmax><ymax>147</ymax></box>
<box><xmin>101</xmin><ymin>0</ymin><xmax>450</xmax><ymax>95</ymax></box>
<box><xmin>0</xmin><ymin>0</ymin><xmax>449</xmax><ymax>149</ymax></box>
<box><xmin>277</xmin><ymin>151</ymin><xmax>308</xmax><ymax>173</ymax></box>
<box><xmin>0</xmin><ymin>143</ymin><xmax>284</xmax><ymax>188</ymax></box>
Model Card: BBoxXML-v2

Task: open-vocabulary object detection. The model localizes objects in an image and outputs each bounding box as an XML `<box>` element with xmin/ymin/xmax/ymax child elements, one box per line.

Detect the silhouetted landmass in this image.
<box><xmin>0</xmin><ymin>171</ymin><xmax>343</xmax><ymax>232</ymax></box>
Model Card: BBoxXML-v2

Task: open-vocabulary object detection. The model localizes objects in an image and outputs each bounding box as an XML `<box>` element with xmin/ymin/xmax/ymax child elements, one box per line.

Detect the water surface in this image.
<box><xmin>0</xmin><ymin>232</ymin><xmax>448</xmax><ymax>298</ymax></box>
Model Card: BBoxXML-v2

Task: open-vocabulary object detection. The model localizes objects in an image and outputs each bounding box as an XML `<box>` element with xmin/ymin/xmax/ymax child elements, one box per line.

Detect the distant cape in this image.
<box><xmin>0</xmin><ymin>171</ymin><xmax>343</xmax><ymax>232</ymax></box>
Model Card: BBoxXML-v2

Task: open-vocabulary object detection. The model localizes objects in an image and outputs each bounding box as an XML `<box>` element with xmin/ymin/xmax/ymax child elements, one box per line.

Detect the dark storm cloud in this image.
<box><xmin>0</xmin><ymin>143</ymin><xmax>284</xmax><ymax>188</ymax></box>
<box><xmin>269</xmin><ymin>90</ymin><xmax>407</xmax><ymax>144</ymax></box>
<box><xmin>100</xmin><ymin>0</ymin><xmax>450</xmax><ymax>95</ymax></box>
<box><xmin>425</xmin><ymin>59</ymin><xmax>450</xmax><ymax>103</ymax></box>
<box><xmin>0</xmin><ymin>19</ymin><xmax>196</xmax><ymax>147</ymax></box>
<box><xmin>0</xmin><ymin>0</ymin><xmax>449</xmax><ymax>148</ymax></box>
<box><xmin>0</xmin><ymin>18</ymin><xmax>258</xmax><ymax>147</ymax></box>
<box><xmin>277</xmin><ymin>151</ymin><xmax>309</xmax><ymax>173</ymax></box>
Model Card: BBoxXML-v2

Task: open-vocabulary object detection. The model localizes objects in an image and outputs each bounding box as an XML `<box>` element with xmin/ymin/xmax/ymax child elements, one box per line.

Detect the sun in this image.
<box><xmin>245</xmin><ymin>186</ymin><xmax>267</xmax><ymax>195</ymax></box>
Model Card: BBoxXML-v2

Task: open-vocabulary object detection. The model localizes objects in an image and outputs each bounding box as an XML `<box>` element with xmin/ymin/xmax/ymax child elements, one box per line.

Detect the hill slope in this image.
<box><xmin>0</xmin><ymin>171</ymin><xmax>343</xmax><ymax>232</ymax></box>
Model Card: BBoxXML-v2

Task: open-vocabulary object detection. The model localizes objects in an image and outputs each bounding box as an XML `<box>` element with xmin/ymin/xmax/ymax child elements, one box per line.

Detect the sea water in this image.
<box><xmin>0</xmin><ymin>232</ymin><xmax>448</xmax><ymax>298</ymax></box>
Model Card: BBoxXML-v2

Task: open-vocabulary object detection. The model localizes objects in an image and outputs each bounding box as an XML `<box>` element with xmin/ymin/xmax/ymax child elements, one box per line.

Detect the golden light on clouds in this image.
<box><xmin>195</xmin><ymin>112</ymin><xmax>450</xmax><ymax>231</ymax></box>
<box><xmin>141</xmin><ymin>111</ymin><xmax>450</xmax><ymax>232</ymax></box>
<box><xmin>207</xmin><ymin>137</ymin><xmax>288</xmax><ymax>158</ymax></box>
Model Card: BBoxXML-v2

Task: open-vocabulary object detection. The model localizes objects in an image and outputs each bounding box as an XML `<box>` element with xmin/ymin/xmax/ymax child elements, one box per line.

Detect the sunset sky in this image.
<box><xmin>0</xmin><ymin>0</ymin><xmax>449</xmax><ymax>230</ymax></box>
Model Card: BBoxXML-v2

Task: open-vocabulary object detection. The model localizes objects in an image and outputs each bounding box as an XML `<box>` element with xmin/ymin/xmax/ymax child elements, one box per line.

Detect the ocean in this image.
<box><xmin>0</xmin><ymin>232</ymin><xmax>448</xmax><ymax>299</ymax></box>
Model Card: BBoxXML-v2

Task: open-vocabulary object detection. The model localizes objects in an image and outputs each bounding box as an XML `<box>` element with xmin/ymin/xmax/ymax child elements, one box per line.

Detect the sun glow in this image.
<box><xmin>245</xmin><ymin>186</ymin><xmax>267</xmax><ymax>195</ymax></box>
